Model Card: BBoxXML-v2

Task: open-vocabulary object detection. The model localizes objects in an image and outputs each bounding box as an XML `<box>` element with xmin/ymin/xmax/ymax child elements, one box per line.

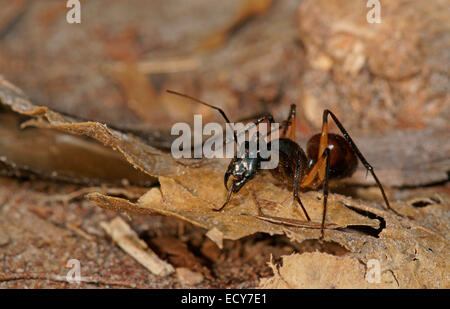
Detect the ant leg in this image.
<box><xmin>214</xmin><ymin>182</ymin><xmax>235</xmax><ymax>212</ymax></box>
<box><xmin>216</xmin><ymin>114</ymin><xmax>276</xmax><ymax>154</ymax></box>
<box><xmin>233</xmin><ymin>114</ymin><xmax>275</xmax><ymax>149</ymax></box>
<box><xmin>299</xmin><ymin>152</ymin><xmax>327</xmax><ymax>189</ymax></box>
<box><xmin>254</xmin><ymin>114</ymin><xmax>275</xmax><ymax>125</ymax></box>
<box><xmin>298</xmin><ymin>148</ymin><xmax>331</xmax><ymax>238</ymax></box>
<box><xmin>320</xmin><ymin>148</ymin><xmax>331</xmax><ymax>240</ymax></box>
<box><xmin>321</xmin><ymin>110</ymin><xmax>398</xmax><ymax>215</ymax></box>
<box><xmin>294</xmin><ymin>151</ymin><xmax>311</xmax><ymax>221</ymax></box>
<box><xmin>240</xmin><ymin>114</ymin><xmax>274</xmax><ymax>135</ymax></box>
<box><xmin>242</xmin><ymin>114</ymin><xmax>274</xmax><ymax>138</ymax></box>
<box><xmin>240</xmin><ymin>112</ymin><xmax>294</xmax><ymax>143</ymax></box>
<box><xmin>260</xmin><ymin>117</ymin><xmax>292</xmax><ymax>141</ymax></box>
<box><xmin>281</xmin><ymin>104</ymin><xmax>296</xmax><ymax>140</ymax></box>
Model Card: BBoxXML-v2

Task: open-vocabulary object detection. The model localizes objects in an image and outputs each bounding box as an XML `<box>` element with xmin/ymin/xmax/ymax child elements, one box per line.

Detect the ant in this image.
<box><xmin>167</xmin><ymin>90</ymin><xmax>398</xmax><ymax>239</ymax></box>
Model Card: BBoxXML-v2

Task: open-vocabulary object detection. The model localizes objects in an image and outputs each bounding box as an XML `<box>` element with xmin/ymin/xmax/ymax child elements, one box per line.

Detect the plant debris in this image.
<box><xmin>0</xmin><ymin>0</ymin><xmax>448</xmax><ymax>289</ymax></box>
<box><xmin>0</xmin><ymin>75</ymin><xmax>448</xmax><ymax>288</ymax></box>
<box><xmin>101</xmin><ymin>217</ymin><xmax>175</xmax><ymax>277</ymax></box>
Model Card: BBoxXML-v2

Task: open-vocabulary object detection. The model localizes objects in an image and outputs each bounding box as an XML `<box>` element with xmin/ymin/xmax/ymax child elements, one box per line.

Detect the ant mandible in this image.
<box><xmin>167</xmin><ymin>90</ymin><xmax>397</xmax><ymax>239</ymax></box>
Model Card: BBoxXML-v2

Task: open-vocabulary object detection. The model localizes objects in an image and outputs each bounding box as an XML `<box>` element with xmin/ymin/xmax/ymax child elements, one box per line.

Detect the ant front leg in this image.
<box><xmin>242</xmin><ymin>114</ymin><xmax>274</xmax><ymax>141</ymax></box>
<box><xmin>261</xmin><ymin>116</ymin><xmax>293</xmax><ymax>141</ymax></box>
<box><xmin>214</xmin><ymin>182</ymin><xmax>235</xmax><ymax>212</ymax></box>
<box><xmin>241</xmin><ymin>114</ymin><xmax>275</xmax><ymax>135</ymax></box>
<box><xmin>254</xmin><ymin>114</ymin><xmax>275</xmax><ymax>125</ymax></box>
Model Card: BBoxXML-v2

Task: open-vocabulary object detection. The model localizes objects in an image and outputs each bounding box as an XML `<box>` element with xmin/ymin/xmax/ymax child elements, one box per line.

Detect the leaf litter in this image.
<box><xmin>0</xmin><ymin>75</ymin><xmax>448</xmax><ymax>288</ymax></box>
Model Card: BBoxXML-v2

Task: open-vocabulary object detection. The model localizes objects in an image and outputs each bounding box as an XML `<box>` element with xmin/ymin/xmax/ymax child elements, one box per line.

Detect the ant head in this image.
<box><xmin>166</xmin><ymin>90</ymin><xmax>267</xmax><ymax>194</ymax></box>
<box><xmin>224</xmin><ymin>140</ymin><xmax>261</xmax><ymax>193</ymax></box>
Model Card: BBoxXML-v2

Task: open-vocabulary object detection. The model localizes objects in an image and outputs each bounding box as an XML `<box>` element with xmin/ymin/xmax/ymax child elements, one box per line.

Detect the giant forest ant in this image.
<box><xmin>167</xmin><ymin>90</ymin><xmax>398</xmax><ymax>239</ymax></box>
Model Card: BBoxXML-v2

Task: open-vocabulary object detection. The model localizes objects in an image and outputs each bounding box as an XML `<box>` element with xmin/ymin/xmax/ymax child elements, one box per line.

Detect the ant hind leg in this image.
<box><xmin>321</xmin><ymin>110</ymin><xmax>400</xmax><ymax>216</ymax></box>
<box><xmin>320</xmin><ymin>148</ymin><xmax>331</xmax><ymax>240</ymax></box>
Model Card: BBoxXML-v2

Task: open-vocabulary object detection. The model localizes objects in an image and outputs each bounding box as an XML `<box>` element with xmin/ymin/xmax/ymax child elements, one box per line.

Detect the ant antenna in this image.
<box><xmin>166</xmin><ymin>90</ymin><xmax>238</xmax><ymax>145</ymax></box>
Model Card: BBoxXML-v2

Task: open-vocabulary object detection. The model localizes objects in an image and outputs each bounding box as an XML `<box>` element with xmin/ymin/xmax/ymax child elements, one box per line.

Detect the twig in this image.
<box><xmin>100</xmin><ymin>217</ymin><xmax>175</xmax><ymax>276</ymax></box>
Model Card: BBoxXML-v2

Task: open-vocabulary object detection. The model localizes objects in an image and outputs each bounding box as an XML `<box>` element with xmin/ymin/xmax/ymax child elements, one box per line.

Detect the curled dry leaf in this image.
<box><xmin>0</xmin><ymin>75</ymin><xmax>169</xmax><ymax>185</ymax></box>
<box><xmin>0</xmin><ymin>76</ymin><xmax>448</xmax><ymax>288</ymax></box>
<box><xmin>0</xmin><ymin>110</ymin><xmax>154</xmax><ymax>186</ymax></box>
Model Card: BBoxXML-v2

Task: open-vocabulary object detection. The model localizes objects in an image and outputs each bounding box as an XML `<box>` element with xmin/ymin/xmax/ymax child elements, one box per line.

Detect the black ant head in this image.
<box><xmin>165</xmin><ymin>90</ymin><xmax>267</xmax><ymax>194</ymax></box>
<box><xmin>224</xmin><ymin>140</ymin><xmax>261</xmax><ymax>193</ymax></box>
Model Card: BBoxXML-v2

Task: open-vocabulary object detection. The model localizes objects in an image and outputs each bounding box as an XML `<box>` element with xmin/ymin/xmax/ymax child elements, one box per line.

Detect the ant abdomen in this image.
<box><xmin>306</xmin><ymin>133</ymin><xmax>358</xmax><ymax>179</ymax></box>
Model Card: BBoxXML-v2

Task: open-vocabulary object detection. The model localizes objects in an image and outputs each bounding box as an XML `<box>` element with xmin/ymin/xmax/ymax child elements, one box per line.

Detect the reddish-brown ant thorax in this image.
<box><xmin>306</xmin><ymin>133</ymin><xmax>358</xmax><ymax>179</ymax></box>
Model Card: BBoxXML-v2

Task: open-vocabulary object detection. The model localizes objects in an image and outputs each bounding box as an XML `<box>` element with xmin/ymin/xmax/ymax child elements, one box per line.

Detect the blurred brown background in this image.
<box><xmin>1</xmin><ymin>0</ymin><xmax>447</xmax><ymax>134</ymax></box>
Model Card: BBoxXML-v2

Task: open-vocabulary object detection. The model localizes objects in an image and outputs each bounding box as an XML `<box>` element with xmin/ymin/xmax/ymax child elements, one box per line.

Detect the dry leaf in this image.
<box><xmin>0</xmin><ymin>109</ymin><xmax>154</xmax><ymax>185</ymax></box>
<box><xmin>260</xmin><ymin>252</ymin><xmax>399</xmax><ymax>289</ymax></box>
